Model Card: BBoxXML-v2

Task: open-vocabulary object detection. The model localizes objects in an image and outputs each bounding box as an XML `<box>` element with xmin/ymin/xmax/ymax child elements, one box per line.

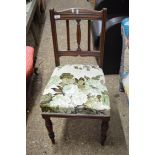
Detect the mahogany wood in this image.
<box><xmin>76</xmin><ymin>19</ymin><xmax>81</xmax><ymax>51</ymax></box>
<box><xmin>50</xmin><ymin>9</ymin><xmax>60</xmax><ymax>66</ymax></box>
<box><xmin>58</xmin><ymin>50</ymin><xmax>100</xmax><ymax>57</ymax></box>
<box><xmin>101</xmin><ymin>119</ymin><xmax>109</xmax><ymax>145</ymax></box>
<box><xmin>43</xmin><ymin>8</ymin><xmax>109</xmax><ymax>145</ymax></box>
<box><xmin>49</xmin><ymin>8</ymin><xmax>107</xmax><ymax>68</ymax></box>
<box><xmin>88</xmin><ymin>20</ymin><xmax>91</xmax><ymax>51</ymax></box>
<box><xmin>42</xmin><ymin>115</ymin><xmax>55</xmax><ymax>144</ymax></box>
<box><xmin>66</xmin><ymin>20</ymin><xmax>70</xmax><ymax>50</ymax></box>
<box><xmin>99</xmin><ymin>8</ymin><xmax>107</xmax><ymax>68</ymax></box>
<box><xmin>42</xmin><ymin>113</ymin><xmax>110</xmax><ymax>119</ymax></box>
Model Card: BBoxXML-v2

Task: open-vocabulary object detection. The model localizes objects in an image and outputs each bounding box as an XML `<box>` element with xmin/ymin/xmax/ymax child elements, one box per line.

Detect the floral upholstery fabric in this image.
<box><xmin>120</xmin><ymin>18</ymin><xmax>129</xmax><ymax>98</ymax></box>
<box><xmin>40</xmin><ymin>64</ymin><xmax>110</xmax><ymax>116</ymax></box>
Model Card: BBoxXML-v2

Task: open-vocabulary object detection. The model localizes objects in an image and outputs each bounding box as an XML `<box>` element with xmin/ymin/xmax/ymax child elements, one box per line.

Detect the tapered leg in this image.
<box><xmin>42</xmin><ymin>116</ymin><xmax>55</xmax><ymax>144</ymax></box>
<box><xmin>101</xmin><ymin>119</ymin><xmax>109</xmax><ymax>145</ymax></box>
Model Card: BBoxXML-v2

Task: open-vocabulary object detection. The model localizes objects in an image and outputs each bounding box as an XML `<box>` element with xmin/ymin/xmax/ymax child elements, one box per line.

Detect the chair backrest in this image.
<box><xmin>49</xmin><ymin>8</ymin><xmax>107</xmax><ymax>68</ymax></box>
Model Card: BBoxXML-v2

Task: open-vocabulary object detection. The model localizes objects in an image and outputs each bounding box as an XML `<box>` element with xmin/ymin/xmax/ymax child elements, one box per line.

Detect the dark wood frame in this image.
<box><xmin>42</xmin><ymin>8</ymin><xmax>110</xmax><ymax>145</ymax></box>
<box><xmin>49</xmin><ymin>8</ymin><xmax>106</xmax><ymax>68</ymax></box>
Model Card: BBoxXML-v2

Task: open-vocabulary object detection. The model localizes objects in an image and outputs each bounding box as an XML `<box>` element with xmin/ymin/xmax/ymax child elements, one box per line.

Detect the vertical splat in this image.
<box><xmin>76</xmin><ymin>19</ymin><xmax>81</xmax><ymax>51</ymax></box>
<box><xmin>66</xmin><ymin>20</ymin><xmax>70</xmax><ymax>50</ymax></box>
<box><xmin>88</xmin><ymin>20</ymin><xmax>91</xmax><ymax>51</ymax></box>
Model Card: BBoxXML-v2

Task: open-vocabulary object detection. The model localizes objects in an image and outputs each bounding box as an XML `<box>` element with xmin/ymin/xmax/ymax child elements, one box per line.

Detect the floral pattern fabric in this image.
<box><xmin>40</xmin><ymin>64</ymin><xmax>110</xmax><ymax>116</ymax></box>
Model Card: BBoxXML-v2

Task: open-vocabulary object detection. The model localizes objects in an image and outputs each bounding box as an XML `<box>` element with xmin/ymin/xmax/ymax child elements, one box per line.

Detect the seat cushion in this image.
<box><xmin>26</xmin><ymin>46</ymin><xmax>34</xmax><ymax>79</ymax></box>
<box><xmin>40</xmin><ymin>64</ymin><xmax>110</xmax><ymax>116</ymax></box>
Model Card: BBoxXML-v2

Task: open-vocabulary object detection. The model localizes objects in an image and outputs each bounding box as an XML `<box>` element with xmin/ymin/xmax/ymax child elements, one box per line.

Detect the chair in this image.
<box><xmin>26</xmin><ymin>46</ymin><xmax>34</xmax><ymax>111</ymax></box>
<box><xmin>26</xmin><ymin>46</ymin><xmax>34</xmax><ymax>80</ymax></box>
<box><xmin>40</xmin><ymin>8</ymin><xmax>110</xmax><ymax>145</ymax></box>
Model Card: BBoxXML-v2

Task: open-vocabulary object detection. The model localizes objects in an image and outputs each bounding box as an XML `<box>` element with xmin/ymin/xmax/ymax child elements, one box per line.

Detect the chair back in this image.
<box><xmin>50</xmin><ymin>8</ymin><xmax>107</xmax><ymax>68</ymax></box>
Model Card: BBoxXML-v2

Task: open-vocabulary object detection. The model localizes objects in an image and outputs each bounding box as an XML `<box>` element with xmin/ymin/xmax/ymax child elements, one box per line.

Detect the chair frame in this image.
<box><xmin>42</xmin><ymin>8</ymin><xmax>110</xmax><ymax>145</ymax></box>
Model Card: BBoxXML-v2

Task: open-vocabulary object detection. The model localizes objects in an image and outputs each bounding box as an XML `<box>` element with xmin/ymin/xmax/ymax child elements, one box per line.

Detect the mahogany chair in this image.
<box><xmin>40</xmin><ymin>8</ymin><xmax>110</xmax><ymax>145</ymax></box>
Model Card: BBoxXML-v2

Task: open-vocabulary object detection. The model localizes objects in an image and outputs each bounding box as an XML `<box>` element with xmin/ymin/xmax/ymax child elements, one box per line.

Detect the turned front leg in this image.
<box><xmin>42</xmin><ymin>115</ymin><xmax>55</xmax><ymax>144</ymax></box>
<box><xmin>101</xmin><ymin>119</ymin><xmax>109</xmax><ymax>145</ymax></box>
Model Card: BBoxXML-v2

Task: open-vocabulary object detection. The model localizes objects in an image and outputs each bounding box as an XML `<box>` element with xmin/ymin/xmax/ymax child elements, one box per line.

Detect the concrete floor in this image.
<box><xmin>26</xmin><ymin>0</ymin><xmax>128</xmax><ymax>154</ymax></box>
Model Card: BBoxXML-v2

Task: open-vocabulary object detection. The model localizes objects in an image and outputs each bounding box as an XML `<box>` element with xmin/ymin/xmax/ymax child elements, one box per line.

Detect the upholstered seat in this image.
<box><xmin>26</xmin><ymin>46</ymin><xmax>34</xmax><ymax>80</ymax></box>
<box><xmin>40</xmin><ymin>64</ymin><xmax>110</xmax><ymax>116</ymax></box>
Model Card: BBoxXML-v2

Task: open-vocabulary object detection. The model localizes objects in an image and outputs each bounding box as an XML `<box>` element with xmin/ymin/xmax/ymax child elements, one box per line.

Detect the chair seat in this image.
<box><xmin>40</xmin><ymin>64</ymin><xmax>110</xmax><ymax>116</ymax></box>
<box><xmin>26</xmin><ymin>46</ymin><xmax>34</xmax><ymax>80</ymax></box>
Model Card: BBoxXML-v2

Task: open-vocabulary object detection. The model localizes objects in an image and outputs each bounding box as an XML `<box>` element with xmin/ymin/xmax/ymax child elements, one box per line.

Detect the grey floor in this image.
<box><xmin>26</xmin><ymin>0</ymin><xmax>128</xmax><ymax>154</ymax></box>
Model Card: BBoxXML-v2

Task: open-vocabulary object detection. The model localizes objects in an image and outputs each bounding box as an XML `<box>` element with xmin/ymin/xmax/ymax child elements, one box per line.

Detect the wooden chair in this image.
<box><xmin>40</xmin><ymin>8</ymin><xmax>110</xmax><ymax>145</ymax></box>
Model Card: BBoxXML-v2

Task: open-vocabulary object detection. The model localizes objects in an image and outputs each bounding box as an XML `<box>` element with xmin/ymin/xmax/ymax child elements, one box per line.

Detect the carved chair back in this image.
<box><xmin>49</xmin><ymin>8</ymin><xmax>107</xmax><ymax>68</ymax></box>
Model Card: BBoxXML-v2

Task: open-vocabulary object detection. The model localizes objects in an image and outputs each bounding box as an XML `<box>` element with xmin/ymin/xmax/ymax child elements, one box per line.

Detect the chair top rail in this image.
<box><xmin>50</xmin><ymin>8</ymin><xmax>106</xmax><ymax>20</ymax></box>
<box><xmin>54</xmin><ymin>8</ymin><xmax>106</xmax><ymax>14</ymax></box>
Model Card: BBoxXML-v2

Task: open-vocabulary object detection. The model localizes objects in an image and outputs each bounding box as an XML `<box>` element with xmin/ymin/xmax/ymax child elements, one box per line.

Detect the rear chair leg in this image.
<box><xmin>42</xmin><ymin>115</ymin><xmax>55</xmax><ymax>144</ymax></box>
<box><xmin>101</xmin><ymin>119</ymin><xmax>109</xmax><ymax>145</ymax></box>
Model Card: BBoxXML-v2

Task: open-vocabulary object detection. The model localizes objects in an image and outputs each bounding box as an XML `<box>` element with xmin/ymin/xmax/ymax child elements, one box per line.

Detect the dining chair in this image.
<box><xmin>40</xmin><ymin>8</ymin><xmax>110</xmax><ymax>145</ymax></box>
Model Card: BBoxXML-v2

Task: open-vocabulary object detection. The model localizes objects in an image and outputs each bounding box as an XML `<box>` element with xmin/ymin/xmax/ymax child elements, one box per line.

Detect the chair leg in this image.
<box><xmin>42</xmin><ymin>116</ymin><xmax>55</xmax><ymax>144</ymax></box>
<box><xmin>101</xmin><ymin>119</ymin><xmax>109</xmax><ymax>145</ymax></box>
